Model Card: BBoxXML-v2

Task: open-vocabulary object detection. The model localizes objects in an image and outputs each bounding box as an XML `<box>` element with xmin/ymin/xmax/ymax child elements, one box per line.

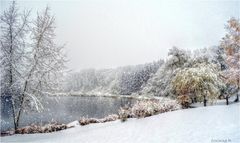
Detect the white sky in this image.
<box><xmin>1</xmin><ymin>0</ymin><xmax>239</xmax><ymax>71</ymax></box>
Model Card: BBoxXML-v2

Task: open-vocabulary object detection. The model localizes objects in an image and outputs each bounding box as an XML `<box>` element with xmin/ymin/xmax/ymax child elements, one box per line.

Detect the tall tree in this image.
<box><xmin>15</xmin><ymin>7</ymin><xmax>66</xmax><ymax>128</ymax></box>
<box><xmin>1</xmin><ymin>2</ymin><xmax>66</xmax><ymax>130</ymax></box>
<box><xmin>0</xmin><ymin>1</ymin><xmax>30</xmax><ymax>130</ymax></box>
<box><xmin>221</xmin><ymin>17</ymin><xmax>240</xmax><ymax>102</ymax></box>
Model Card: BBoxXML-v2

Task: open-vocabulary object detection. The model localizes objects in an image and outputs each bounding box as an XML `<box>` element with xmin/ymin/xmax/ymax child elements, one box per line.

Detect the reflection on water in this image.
<box><xmin>1</xmin><ymin>96</ymin><xmax>136</xmax><ymax>131</ymax></box>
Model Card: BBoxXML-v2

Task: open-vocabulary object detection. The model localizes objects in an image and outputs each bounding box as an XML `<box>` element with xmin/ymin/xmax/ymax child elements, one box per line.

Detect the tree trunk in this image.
<box><xmin>235</xmin><ymin>94</ymin><xmax>239</xmax><ymax>102</ymax></box>
<box><xmin>10</xmin><ymin>97</ymin><xmax>17</xmax><ymax>130</ymax></box>
<box><xmin>226</xmin><ymin>96</ymin><xmax>229</xmax><ymax>105</ymax></box>
<box><xmin>235</xmin><ymin>80</ymin><xmax>239</xmax><ymax>102</ymax></box>
<box><xmin>9</xmin><ymin>21</ymin><xmax>17</xmax><ymax>130</ymax></box>
<box><xmin>191</xmin><ymin>98</ymin><xmax>194</xmax><ymax>104</ymax></box>
<box><xmin>15</xmin><ymin>81</ymin><xmax>28</xmax><ymax>128</ymax></box>
<box><xmin>203</xmin><ymin>95</ymin><xmax>207</xmax><ymax>107</ymax></box>
<box><xmin>15</xmin><ymin>63</ymin><xmax>35</xmax><ymax>129</ymax></box>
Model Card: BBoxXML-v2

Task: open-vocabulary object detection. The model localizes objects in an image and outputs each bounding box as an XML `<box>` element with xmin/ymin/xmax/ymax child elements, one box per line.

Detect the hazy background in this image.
<box><xmin>1</xmin><ymin>0</ymin><xmax>239</xmax><ymax>71</ymax></box>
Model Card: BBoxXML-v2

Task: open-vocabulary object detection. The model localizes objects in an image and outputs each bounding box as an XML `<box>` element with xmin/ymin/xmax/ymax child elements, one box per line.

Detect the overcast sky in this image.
<box><xmin>1</xmin><ymin>0</ymin><xmax>239</xmax><ymax>71</ymax></box>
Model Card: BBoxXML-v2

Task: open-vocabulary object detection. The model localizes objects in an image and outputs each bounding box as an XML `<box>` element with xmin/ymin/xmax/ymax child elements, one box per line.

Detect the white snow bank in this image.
<box><xmin>66</xmin><ymin>121</ymin><xmax>80</xmax><ymax>128</ymax></box>
<box><xmin>1</xmin><ymin>103</ymin><xmax>240</xmax><ymax>143</ymax></box>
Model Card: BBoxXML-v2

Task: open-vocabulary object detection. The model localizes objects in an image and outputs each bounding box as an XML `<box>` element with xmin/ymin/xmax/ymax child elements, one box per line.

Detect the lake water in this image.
<box><xmin>1</xmin><ymin>96</ymin><xmax>136</xmax><ymax>131</ymax></box>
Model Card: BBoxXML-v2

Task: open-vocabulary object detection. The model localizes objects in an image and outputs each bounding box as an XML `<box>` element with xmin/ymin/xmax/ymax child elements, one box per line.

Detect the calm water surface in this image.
<box><xmin>1</xmin><ymin>96</ymin><xmax>136</xmax><ymax>131</ymax></box>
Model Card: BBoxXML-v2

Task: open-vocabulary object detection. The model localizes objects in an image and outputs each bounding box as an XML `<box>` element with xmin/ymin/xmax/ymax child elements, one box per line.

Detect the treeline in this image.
<box><xmin>64</xmin><ymin>18</ymin><xmax>240</xmax><ymax>107</ymax></box>
<box><xmin>64</xmin><ymin>60</ymin><xmax>163</xmax><ymax>95</ymax></box>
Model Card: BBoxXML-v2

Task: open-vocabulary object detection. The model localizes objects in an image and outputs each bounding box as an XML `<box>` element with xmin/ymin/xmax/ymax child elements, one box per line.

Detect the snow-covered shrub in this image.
<box><xmin>177</xmin><ymin>95</ymin><xmax>192</xmax><ymax>108</ymax></box>
<box><xmin>42</xmin><ymin>123</ymin><xmax>67</xmax><ymax>133</ymax></box>
<box><xmin>118</xmin><ymin>99</ymin><xmax>180</xmax><ymax>119</ymax></box>
<box><xmin>79</xmin><ymin>117</ymin><xmax>100</xmax><ymax>126</ymax></box>
<box><xmin>131</xmin><ymin>100</ymin><xmax>158</xmax><ymax>117</ymax></box>
<box><xmin>79</xmin><ymin>114</ymin><xmax>119</xmax><ymax>125</ymax></box>
<box><xmin>131</xmin><ymin>100</ymin><xmax>179</xmax><ymax>118</ymax></box>
<box><xmin>15</xmin><ymin>123</ymin><xmax>67</xmax><ymax>134</ymax></box>
<box><xmin>100</xmin><ymin>114</ymin><xmax>119</xmax><ymax>122</ymax></box>
<box><xmin>118</xmin><ymin>107</ymin><xmax>132</xmax><ymax>122</ymax></box>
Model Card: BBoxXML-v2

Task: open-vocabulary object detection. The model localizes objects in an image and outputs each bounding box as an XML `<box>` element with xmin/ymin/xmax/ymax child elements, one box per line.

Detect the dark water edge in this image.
<box><xmin>1</xmin><ymin>95</ymin><xmax>136</xmax><ymax>131</ymax></box>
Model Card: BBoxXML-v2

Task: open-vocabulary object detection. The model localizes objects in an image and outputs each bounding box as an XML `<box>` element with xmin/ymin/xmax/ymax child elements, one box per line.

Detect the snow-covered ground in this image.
<box><xmin>1</xmin><ymin>103</ymin><xmax>240</xmax><ymax>143</ymax></box>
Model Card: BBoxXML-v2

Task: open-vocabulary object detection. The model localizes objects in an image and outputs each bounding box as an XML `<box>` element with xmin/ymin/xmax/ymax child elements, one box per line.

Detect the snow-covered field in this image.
<box><xmin>1</xmin><ymin>103</ymin><xmax>240</xmax><ymax>143</ymax></box>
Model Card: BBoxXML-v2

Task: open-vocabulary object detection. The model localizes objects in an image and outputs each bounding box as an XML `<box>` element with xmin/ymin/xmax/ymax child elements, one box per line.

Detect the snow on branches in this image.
<box><xmin>0</xmin><ymin>2</ymin><xmax>66</xmax><ymax>130</ymax></box>
<box><xmin>221</xmin><ymin>17</ymin><xmax>240</xmax><ymax>102</ymax></box>
<box><xmin>171</xmin><ymin>64</ymin><xmax>225</xmax><ymax>105</ymax></box>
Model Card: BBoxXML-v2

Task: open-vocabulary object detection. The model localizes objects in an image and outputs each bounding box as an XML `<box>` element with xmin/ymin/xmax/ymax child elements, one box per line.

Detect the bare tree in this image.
<box><xmin>0</xmin><ymin>1</ymin><xmax>30</xmax><ymax>130</ymax></box>
<box><xmin>15</xmin><ymin>6</ymin><xmax>66</xmax><ymax>128</ymax></box>
<box><xmin>1</xmin><ymin>2</ymin><xmax>65</xmax><ymax>130</ymax></box>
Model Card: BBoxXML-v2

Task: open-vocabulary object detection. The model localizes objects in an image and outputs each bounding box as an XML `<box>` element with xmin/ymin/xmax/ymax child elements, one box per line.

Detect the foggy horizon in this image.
<box><xmin>1</xmin><ymin>0</ymin><xmax>239</xmax><ymax>71</ymax></box>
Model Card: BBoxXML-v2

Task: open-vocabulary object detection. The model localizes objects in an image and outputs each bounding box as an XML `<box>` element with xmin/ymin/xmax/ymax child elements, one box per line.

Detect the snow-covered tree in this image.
<box><xmin>141</xmin><ymin>47</ymin><xmax>190</xmax><ymax>97</ymax></box>
<box><xmin>15</xmin><ymin>7</ymin><xmax>66</xmax><ymax>128</ymax></box>
<box><xmin>0</xmin><ymin>1</ymin><xmax>30</xmax><ymax>130</ymax></box>
<box><xmin>172</xmin><ymin>63</ymin><xmax>225</xmax><ymax>106</ymax></box>
<box><xmin>110</xmin><ymin>61</ymin><xmax>162</xmax><ymax>95</ymax></box>
<box><xmin>1</xmin><ymin>3</ymin><xmax>66</xmax><ymax>130</ymax></box>
<box><xmin>192</xmin><ymin>46</ymin><xmax>227</xmax><ymax>71</ymax></box>
<box><xmin>165</xmin><ymin>46</ymin><xmax>190</xmax><ymax>70</ymax></box>
<box><xmin>221</xmin><ymin>17</ymin><xmax>240</xmax><ymax>102</ymax></box>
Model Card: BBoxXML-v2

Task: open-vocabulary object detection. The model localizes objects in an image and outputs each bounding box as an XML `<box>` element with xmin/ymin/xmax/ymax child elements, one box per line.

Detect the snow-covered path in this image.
<box><xmin>1</xmin><ymin>103</ymin><xmax>240</xmax><ymax>143</ymax></box>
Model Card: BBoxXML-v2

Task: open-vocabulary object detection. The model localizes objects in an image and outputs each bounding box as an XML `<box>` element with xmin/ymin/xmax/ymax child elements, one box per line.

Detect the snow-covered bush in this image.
<box><xmin>118</xmin><ymin>99</ymin><xmax>180</xmax><ymax>119</ymax></box>
<box><xmin>177</xmin><ymin>95</ymin><xmax>192</xmax><ymax>108</ymax></box>
<box><xmin>15</xmin><ymin>123</ymin><xmax>67</xmax><ymax>134</ymax></box>
<box><xmin>79</xmin><ymin>114</ymin><xmax>119</xmax><ymax>126</ymax></box>
<box><xmin>131</xmin><ymin>100</ymin><xmax>159</xmax><ymax>117</ymax></box>
<box><xmin>100</xmin><ymin>114</ymin><xmax>119</xmax><ymax>122</ymax></box>
<box><xmin>118</xmin><ymin>107</ymin><xmax>132</xmax><ymax>122</ymax></box>
<box><xmin>79</xmin><ymin>117</ymin><xmax>100</xmax><ymax>126</ymax></box>
<box><xmin>131</xmin><ymin>100</ymin><xmax>179</xmax><ymax>118</ymax></box>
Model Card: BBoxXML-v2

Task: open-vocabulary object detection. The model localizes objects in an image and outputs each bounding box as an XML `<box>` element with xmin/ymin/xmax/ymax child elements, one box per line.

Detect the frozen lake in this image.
<box><xmin>1</xmin><ymin>95</ymin><xmax>136</xmax><ymax>131</ymax></box>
